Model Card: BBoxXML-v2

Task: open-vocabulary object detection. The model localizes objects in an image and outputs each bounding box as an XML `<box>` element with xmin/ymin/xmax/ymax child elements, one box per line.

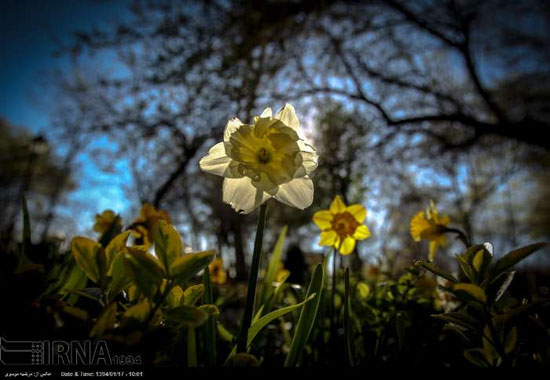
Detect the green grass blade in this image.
<box><xmin>259</xmin><ymin>225</ymin><xmax>287</xmax><ymax>310</ymax></box>
<box><xmin>203</xmin><ymin>267</ymin><xmax>216</xmax><ymax>366</ymax></box>
<box><xmin>284</xmin><ymin>263</ymin><xmax>324</xmax><ymax>367</ymax></box>
<box><xmin>225</xmin><ymin>292</ymin><xmax>317</xmax><ymax>364</ymax></box>
<box><xmin>187</xmin><ymin>327</ymin><xmax>197</xmax><ymax>367</ymax></box>
<box><xmin>414</xmin><ymin>260</ymin><xmax>458</xmax><ymax>283</ymax></box>
<box><xmin>237</xmin><ymin>203</ymin><xmax>267</xmax><ymax>353</ymax></box>
<box><xmin>344</xmin><ymin>267</ymin><xmax>353</xmax><ymax>366</ymax></box>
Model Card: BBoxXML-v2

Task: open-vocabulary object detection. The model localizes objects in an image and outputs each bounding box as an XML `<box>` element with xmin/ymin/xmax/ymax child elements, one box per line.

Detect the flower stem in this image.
<box><xmin>237</xmin><ymin>203</ymin><xmax>268</xmax><ymax>353</ymax></box>
<box><xmin>330</xmin><ymin>247</ymin><xmax>337</xmax><ymax>346</ymax></box>
<box><xmin>203</xmin><ymin>267</ymin><xmax>216</xmax><ymax>366</ymax></box>
<box><xmin>187</xmin><ymin>327</ymin><xmax>197</xmax><ymax>367</ymax></box>
<box><xmin>344</xmin><ymin>266</ymin><xmax>353</xmax><ymax>366</ymax></box>
<box><xmin>484</xmin><ymin>307</ymin><xmax>512</xmax><ymax>367</ymax></box>
<box><xmin>444</xmin><ymin>227</ymin><xmax>471</xmax><ymax>247</ymax></box>
<box><xmin>144</xmin><ymin>281</ymin><xmax>175</xmax><ymax>328</ymax></box>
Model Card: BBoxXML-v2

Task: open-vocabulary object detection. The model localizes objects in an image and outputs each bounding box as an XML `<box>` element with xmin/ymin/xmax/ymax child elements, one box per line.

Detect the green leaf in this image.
<box><xmin>60</xmin><ymin>265</ymin><xmax>88</xmax><ymax>305</ymax></box>
<box><xmin>123</xmin><ymin>300</ymin><xmax>151</xmax><ymax>322</ymax></box>
<box><xmin>482</xmin><ymin>326</ymin><xmax>498</xmax><ymax>366</ymax></box>
<box><xmin>217</xmin><ymin>322</ymin><xmax>235</xmax><ymax>343</ymax></box>
<box><xmin>431</xmin><ymin>312</ymin><xmax>481</xmax><ymax>330</ymax></box>
<box><xmin>183</xmin><ymin>284</ymin><xmax>205</xmax><ymax>306</ymax></box>
<box><xmin>494</xmin><ymin>298</ymin><xmax>550</xmax><ymax>323</ymax></box>
<box><xmin>105</xmin><ymin>231</ymin><xmax>130</xmax><ymax>270</ymax></box>
<box><xmin>199</xmin><ymin>304</ymin><xmax>220</xmax><ymax>316</ymax></box>
<box><xmin>106</xmin><ymin>251</ymin><xmax>133</xmax><ymax>298</ymax></box>
<box><xmin>471</xmin><ymin>246</ymin><xmax>493</xmax><ymax>283</ymax></box>
<box><xmin>414</xmin><ymin>261</ymin><xmax>458</xmax><ymax>283</ymax></box>
<box><xmin>166</xmin><ymin>285</ymin><xmax>185</xmax><ymax>307</ymax></box>
<box><xmin>259</xmin><ymin>225</ymin><xmax>287</xmax><ymax>309</ymax></box>
<box><xmin>151</xmin><ymin>220</ymin><xmax>182</xmax><ymax>275</ymax></box>
<box><xmin>491</xmin><ymin>243</ymin><xmax>548</xmax><ymax>278</ymax></box>
<box><xmin>165</xmin><ymin>305</ymin><xmax>209</xmax><ymax>328</ymax></box>
<box><xmin>486</xmin><ymin>271</ymin><xmax>515</xmax><ymax>304</ymax></box>
<box><xmin>442</xmin><ymin>324</ymin><xmax>472</xmax><ymax>345</ymax></box>
<box><xmin>456</xmin><ymin>254</ymin><xmax>476</xmax><ymax>283</ymax></box>
<box><xmin>66</xmin><ymin>288</ymin><xmax>103</xmax><ymax>303</ymax></box>
<box><xmin>255</xmin><ymin>271</ymin><xmax>290</xmax><ymax>322</ymax></box>
<box><xmin>170</xmin><ymin>250</ymin><xmax>216</xmax><ymax>284</ymax></box>
<box><xmin>453</xmin><ymin>283</ymin><xmax>487</xmax><ymax>304</ymax></box>
<box><xmin>472</xmin><ymin>249</ymin><xmax>484</xmax><ymax>272</ymax></box>
<box><xmin>504</xmin><ymin>327</ymin><xmax>518</xmax><ymax>354</ymax></box>
<box><xmin>90</xmin><ymin>302</ymin><xmax>117</xmax><ymax>338</ymax></box>
<box><xmin>463</xmin><ymin>244</ymin><xmax>486</xmax><ymax>262</ymax></box>
<box><xmin>284</xmin><ymin>263</ymin><xmax>324</xmax><ymax>367</ymax></box>
<box><xmin>225</xmin><ymin>293</ymin><xmax>316</xmax><ymax>362</ymax></box>
<box><xmin>71</xmin><ymin>237</ymin><xmax>102</xmax><ymax>283</ymax></box>
<box><xmin>464</xmin><ymin>348</ymin><xmax>490</xmax><ymax>367</ymax></box>
<box><xmin>123</xmin><ymin>247</ymin><xmax>164</xmax><ymax>297</ymax></box>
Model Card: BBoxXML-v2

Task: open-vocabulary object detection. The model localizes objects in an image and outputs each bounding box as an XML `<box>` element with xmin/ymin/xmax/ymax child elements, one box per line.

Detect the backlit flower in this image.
<box><xmin>93</xmin><ymin>210</ymin><xmax>121</xmax><ymax>235</ymax></box>
<box><xmin>131</xmin><ymin>204</ymin><xmax>172</xmax><ymax>247</ymax></box>
<box><xmin>312</xmin><ymin>195</ymin><xmax>371</xmax><ymax>255</ymax></box>
<box><xmin>199</xmin><ymin>103</ymin><xmax>318</xmax><ymax>214</ymax></box>
<box><xmin>410</xmin><ymin>201</ymin><xmax>451</xmax><ymax>261</ymax></box>
<box><xmin>209</xmin><ymin>258</ymin><xmax>227</xmax><ymax>285</ymax></box>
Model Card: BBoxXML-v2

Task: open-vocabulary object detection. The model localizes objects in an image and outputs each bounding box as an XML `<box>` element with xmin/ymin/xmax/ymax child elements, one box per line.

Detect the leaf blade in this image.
<box><xmin>491</xmin><ymin>243</ymin><xmax>548</xmax><ymax>277</ymax></box>
<box><xmin>284</xmin><ymin>263</ymin><xmax>324</xmax><ymax>367</ymax></box>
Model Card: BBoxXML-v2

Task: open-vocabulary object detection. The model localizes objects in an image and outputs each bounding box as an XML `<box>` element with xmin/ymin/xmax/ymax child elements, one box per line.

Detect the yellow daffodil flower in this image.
<box><xmin>209</xmin><ymin>258</ymin><xmax>227</xmax><ymax>285</ymax></box>
<box><xmin>93</xmin><ymin>210</ymin><xmax>121</xmax><ymax>234</ymax></box>
<box><xmin>131</xmin><ymin>203</ymin><xmax>172</xmax><ymax>247</ymax></box>
<box><xmin>312</xmin><ymin>195</ymin><xmax>371</xmax><ymax>255</ymax></box>
<box><xmin>410</xmin><ymin>201</ymin><xmax>451</xmax><ymax>261</ymax></box>
<box><xmin>199</xmin><ymin>103</ymin><xmax>318</xmax><ymax>214</ymax></box>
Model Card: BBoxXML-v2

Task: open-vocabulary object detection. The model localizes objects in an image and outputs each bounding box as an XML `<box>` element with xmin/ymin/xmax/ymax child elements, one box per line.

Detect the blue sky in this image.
<box><xmin>1</xmin><ymin>0</ymin><xmax>128</xmax><ymax>129</ymax></box>
<box><xmin>1</xmin><ymin>0</ymin><xmax>133</xmax><ymax>232</ymax></box>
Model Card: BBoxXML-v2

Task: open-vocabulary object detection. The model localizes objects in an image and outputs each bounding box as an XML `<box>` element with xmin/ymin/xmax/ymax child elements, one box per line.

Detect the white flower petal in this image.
<box><xmin>223</xmin><ymin>117</ymin><xmax>243</xmax><ymax>143</ymax></box>
<box><xmin>275</xmin><ymin>103</ymin><xmax>299</xmax><ymax>130</ymax></box>
<box><xmin>483</xmin><ymin>242</ymin><xmax>493</xmax><ymax>256</ymax></box>
<box><xmin>300</xmin><ymin>152</ymin><xmax>318</xmax><ymax>175</ymax></box>
<box><xmin>199</xmin><ymin>142</ymin><xmax>237</xmax><ymax>177</ymax></box>
<box><xmin>273</xmin><ymin>176</ymin><xmax>314</xmax><ymax>209</ymax></box>
<box><xmin>298</xmin><ymin>140</ymin><xmax>316</xmax><ymax>154</ymax></box>
<box><xmin>297</xmin><ymin>140</ymin><xmax>319</xmax><ymax>174</ymax></box>
<box><xmin>260</xmin><ymin>107</ymin><xmax>272</xmax><ymax>118</ymax></box>
<box><xmin>222</xmin><ymin>177</ymin><xmax>270</xmax><ymax>214</ymax></box>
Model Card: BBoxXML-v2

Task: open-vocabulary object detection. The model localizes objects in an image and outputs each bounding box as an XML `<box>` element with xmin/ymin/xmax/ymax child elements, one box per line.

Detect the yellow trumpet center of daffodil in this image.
<box><xmin>227</xmin><ymin>118</ymin><xmax>302</xmax><ymax>187</ymax></box>
<box><xmin>257</xmin><ymin>147</ymin><xmax>271</xmax><ymax>163</ymax></box>
<box><xmin>331</xmin><ymin>211</ymin><xmax>360</xmax><ymax>238</ymax></box>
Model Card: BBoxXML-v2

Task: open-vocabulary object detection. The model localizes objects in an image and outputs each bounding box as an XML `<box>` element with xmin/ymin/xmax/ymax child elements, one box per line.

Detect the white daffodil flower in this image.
<box><xmin>199</xmin><ymin>103</ymin><xmax>318</xmax><ymax>214</ymax></box>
